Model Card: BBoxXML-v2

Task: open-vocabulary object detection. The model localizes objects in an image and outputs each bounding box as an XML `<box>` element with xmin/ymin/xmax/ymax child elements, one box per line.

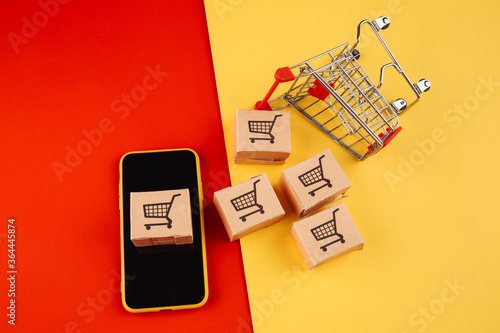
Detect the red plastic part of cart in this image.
<box><xmin>308</xmin><ymin>79</ymin><xmax>335</xmax><ymax>101</ymax></box>
<box><xmin>367</xmin><ymin>126</ymin><xmax>403</xmax><ymax>153</ymax></box>
<box><xmin>255</xmin><ymin>67</ymin><xmax>295</xmax><ymax>110</ymax></box>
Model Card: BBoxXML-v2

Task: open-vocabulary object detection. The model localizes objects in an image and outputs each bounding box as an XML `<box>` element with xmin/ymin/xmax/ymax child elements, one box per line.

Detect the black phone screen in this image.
<box><xmin>120</xmin><ymin>149</ymin><xmax>207</xmax><ymax>311</ymax></box>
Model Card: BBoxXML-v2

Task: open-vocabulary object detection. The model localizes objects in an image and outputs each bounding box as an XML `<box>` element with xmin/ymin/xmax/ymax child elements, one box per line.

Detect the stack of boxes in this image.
<box><xmin>212</xmin><ymin>109</ymin><xmax>365</xmax><ymax>270</ymax></box>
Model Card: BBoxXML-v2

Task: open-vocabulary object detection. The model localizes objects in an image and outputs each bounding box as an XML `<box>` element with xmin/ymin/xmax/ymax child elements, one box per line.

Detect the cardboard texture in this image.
<box><xmin>214</xmin><ymin>174</ymin><xmax>285</xmax><ymax>241</ymax></box>
<box><xmin>280</xmin><ymin>149</ymin><xmax>351</xmax><ymax>217</ymax></box>
<box><xmin>290</xmin><ymin>202</ymin><xmax>364</xmax><ymax>270</ymax></box>
<box><xmin>233</xmin><ymin>109</ymin><xmax>291</xmax><ymax>164</ymax></box>
<box><xmin>130</xmin><ymin>189</ymin><xmax>193</xmax><ymax>247</ymax></box>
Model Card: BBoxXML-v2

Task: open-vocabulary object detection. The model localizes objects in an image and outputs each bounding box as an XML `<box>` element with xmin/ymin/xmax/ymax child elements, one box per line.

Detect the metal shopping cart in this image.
<box><xmin>231</xmin><ymin>179</ymin><xmax>264</xmax><ymax>222</ymax></box>
<box><xmin>310</xmin><ymin>208</ymin><xmax>345</xmax><ymax>252</ymax></box>
<box><xmin>298</xmin><ymin>155</ymin><xmax>332</xmax><ymax>196</ymax></box>
<box><xmin>254</xmin><ymin>16</ymin><xmax>431</xmax><ymax>160</ymax></box>
<box><xmin>143</xmin><ymin>193</ymin><xmax>181</xmax><ymax>230</ymax></box>
<box><xmin>248</xmin><ymin>114</ymin><xmax>282</xmax><ymax>144</ymax></box>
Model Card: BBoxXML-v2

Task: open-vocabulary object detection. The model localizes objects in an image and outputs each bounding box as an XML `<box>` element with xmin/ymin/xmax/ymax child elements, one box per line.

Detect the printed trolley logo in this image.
<box><xmin>248</xmin><ymin>115</ymin><xmax>282</xmax><ymax>144</ymax></box>
<box><xmin>310</xmin><ymin>208</ymin><xmax>345</xmax><ymax>252</ymax></box>
<box><xmin>298</xmin><ymin>155</ymin><xmax>332</xmax><ymax>197</ymax></box>
<box><xmin>143</xmin><ymin>193</ymin><xmax>181</xmax><ymax>230</ymax></box>
<box><xmin>230</xmin><ymin>179</ymin><xmax>264</xmax><ymax>222</ymax></box>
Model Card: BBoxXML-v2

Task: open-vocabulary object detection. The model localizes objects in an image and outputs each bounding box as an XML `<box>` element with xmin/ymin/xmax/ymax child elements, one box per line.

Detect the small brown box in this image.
<box><xmin>289</xmin><ymin>202</ymin><xmax>364</xmax><ymax>270</ymax></box>
<box><xmin>233</xmin><ymin>109</ymin><xmax>291</xmax><ymax>164</ymax></box>
<box><xmin>279</xmin><ymin>149</ymin><xmax>351</xmax><ymax>217</ymax></box>
<box><xmin>213</xmin><ymin>174</ymin><xmax>285</xmax><ymax>241</ymax></box>
<box><xmin>130</xmin><ymin>189</ymin><xmax>193</xmax><ymax>247</ymax></box>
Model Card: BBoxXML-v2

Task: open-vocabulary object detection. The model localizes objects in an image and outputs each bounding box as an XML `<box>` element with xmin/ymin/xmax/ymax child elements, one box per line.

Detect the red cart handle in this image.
<box><xmin>255</xmin><ymin>67</ymin><xmax>295</xmax><ymax>111</ymax></box>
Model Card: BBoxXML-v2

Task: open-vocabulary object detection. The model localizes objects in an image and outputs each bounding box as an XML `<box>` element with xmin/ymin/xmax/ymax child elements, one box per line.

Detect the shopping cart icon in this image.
<box><xmin>254</xmin><ymin>16</ymin><xmax>431</xmax><ymax>160</ymax></box>
<box><xmin>248</xmin><ymin>114</ymin><xmax>282</xmax><ymax>144</ymax></box>
<box><xmin>230</xmin><ymin>179</ymin><xmax>264</xmax><ymax>222</ymax></box>
<box><xmin>310</xmin><ymin>208</ymin><xmax>345</xmax><ymax>252</ymax></box>
<box><xmin>298</xmin><ymin>155</ymin><xmax>332</xmax><ymax>196</ymax></box>
<box><xmin>143</xmin><ymin>193</ymin><xmax>181</xmax><ymax>230</ymax></box>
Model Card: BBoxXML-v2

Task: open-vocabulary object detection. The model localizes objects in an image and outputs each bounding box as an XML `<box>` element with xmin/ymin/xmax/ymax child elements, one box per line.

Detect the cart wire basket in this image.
<box><xmin>143</xmin><ymin>193</ymin><xmax>181</xmax><ymax>230</ymax></box>
<box><xmin>298</xmin><ymin>155</ymin><xmax>332</xmax><ymax>196</ymax></box>
<box><xmin>255</xmin><ymin>16</ymin><xmax>431</xmax><ymax>160</ymax></box>
<box><xmin>248</xmin><ymin>114</ymin><xmax>282</xmax><ymax>144</ymax></box>
<box><xmin>230</xmin><ymin>179</ymin><xmax>264</xmax><ymax>222</ymax></box>
<box><xmin>310</xmin><ymin>208</ymin><xmax>345</xmax><ymax>251</ymax></box>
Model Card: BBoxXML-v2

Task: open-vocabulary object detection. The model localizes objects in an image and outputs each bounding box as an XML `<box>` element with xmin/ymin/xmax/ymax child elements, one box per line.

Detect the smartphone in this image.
<box><xmin>119</xmin><ymin>149</ymin><xmax>208</xmax><ymax>312</ymax></box>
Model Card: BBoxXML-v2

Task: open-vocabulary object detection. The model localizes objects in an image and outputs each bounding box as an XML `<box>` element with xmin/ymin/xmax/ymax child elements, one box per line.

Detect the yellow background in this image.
<box><xmin>204</xmin><ymin>0</ymin><xmax>500</xmax><ymax>332</ymax></box>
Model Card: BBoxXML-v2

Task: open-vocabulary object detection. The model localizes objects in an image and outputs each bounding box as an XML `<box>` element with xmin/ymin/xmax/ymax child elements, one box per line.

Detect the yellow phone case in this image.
<box><xmin>119</xmin><ymin>148</ymin><xmax>208</xmax><ymax>313</ymax></box>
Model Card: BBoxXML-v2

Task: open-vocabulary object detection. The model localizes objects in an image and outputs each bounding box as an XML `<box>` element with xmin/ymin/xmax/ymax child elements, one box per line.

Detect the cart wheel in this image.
<box><xmin>373</xmin><ymin>16</ymin><xmax>390</xmax><ymax>30</ymax></box>
<box><xmin>260</xmin><ymin>210</ymin><xmax>265</xmax><ymax>214</ymax></box>
<box><xmin>341</xmin><ymin>239</ymin><xmax>345</xmax><ymax>244</ymax></box>
<box><xmin>416</xmin><ymin>78</ymin><xmax>431</xmax><ymax>93</ymax></box>
<box><xmin>322</xmin><ymin>247</ymin><xmax>327</xmax><ymax>252</ymax></box>
<box><xmin>241</xmin><ymin>217</ymin><xmax>246</xmax><ymax>222</ymax></box>
<box><xmin>145</xmin><ymin>225</ymin><xmax>151</xmax><ymax>230</ymax></box>
<box><xmin>310</xmin><ymin>192</ymin><xmax>315</xmax><ymax>197</ymax></box>
<box><xmin>270</xmin><ymin>140</ymin><xmax>274</xmax><ymax>144</ymax></box>
<box><xmin>352</xmin><ymin>49</ymin><xmax>360</xmax><ymax>60</ymax></box>
<box><xmin>328</xmin><ymin>184</ymin><xmax>332</xmax><ymax>188</ymax></box>
<box><xmin>250</xmin><ymin>139</ymin><xmax>255</xmax><ymax>143</ymax></box>
<box><xmin>167</xmin><ymin>225</ymin><xmax>172</xmax><ymax>229</ymax></box>
<box><xmin>391</xmin><ymin>98</ymin><xmax>407</xmax><ymax>113</ymax></box>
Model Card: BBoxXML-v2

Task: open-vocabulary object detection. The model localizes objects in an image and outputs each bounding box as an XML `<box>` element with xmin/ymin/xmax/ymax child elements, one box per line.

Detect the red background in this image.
<box><xmin>0</xmin><ymin>1</ymin><xmax>251</xmax><ymax>332</ymax></box>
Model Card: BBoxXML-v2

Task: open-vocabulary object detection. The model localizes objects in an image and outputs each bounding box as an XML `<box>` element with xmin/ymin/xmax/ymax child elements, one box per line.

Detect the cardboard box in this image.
<box><xmin>289</xmin><ymin>202</ymin><xmax>364</xmax><ymax>270</ymax></box>
<box><xmin>279</xmin><ymin>149</ymin><xmax>351</xmax><ymax>217</ymax></box>
<box><xmin>214</xmin><ymin>173</ymin><xmax>285</xmax><ymax>241</ymax></box>
<box><xmin>130</xmin><ymin>188</ymin><xmax>193</xmax><ymax>247</ymax></box>
<box><xmin>233</xmin><ymin>109</ymin><xmax>291</xmax><ymax>164</ymax></box>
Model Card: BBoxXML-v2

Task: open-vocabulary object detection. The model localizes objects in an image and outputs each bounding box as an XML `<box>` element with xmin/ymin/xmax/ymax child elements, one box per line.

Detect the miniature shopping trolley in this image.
<box><xmin>231</xmin><ymin>179</ymin><xmax>264</xmax><ymax>222</ymax></box>
<box><xmin>255</xmin><ymin>16</ymin><xmax>431</xmax><ymax>160</ymax></box>
<box><xmin>143</xmin><ymin>193</ymin><xmax>181</xmax><ymax>230</ymax></box>
<box><xmin>310</xmin><ymin>208</ymin><xmax>345</xmax><ymax>252</ymax></box>
<box><xmin>298</xmin><ymin>155</ymin><xmax>332</xmax><ymax>196</ymax></box>
<box><xmin>248</xmin><ymin>114</ymin><xmax>282</xmax><ymax>144</ymax></box>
